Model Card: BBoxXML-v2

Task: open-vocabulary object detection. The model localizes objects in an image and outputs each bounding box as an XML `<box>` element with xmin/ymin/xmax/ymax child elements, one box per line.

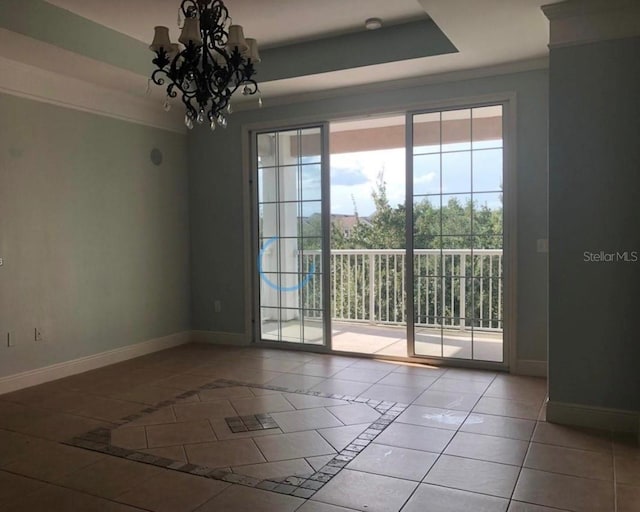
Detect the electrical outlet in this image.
<box><xmin>34</xmin><ymin>328</ymin><xmax>43</xmax><ymax>342</ymax></box>
<box><xmin>214</xmin><ymin>300</ymin><xmax>222</xmax><ymax>313</ymax></box>
<box><xmin>537</xmin><ymin>238</ymin><xmax>549</xmax><ymax>253</ymax></box>
<box><xmin>7</xmin><ymin>332</ymin><xmax>15</xmax><ymax>347</ymax></box>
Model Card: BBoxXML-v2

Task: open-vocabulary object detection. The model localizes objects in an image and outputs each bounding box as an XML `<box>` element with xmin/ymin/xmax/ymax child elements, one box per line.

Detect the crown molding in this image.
<box><xmin>1</xmin><ymin>0</ymin><xmax>149</xmax><ymax>77</ymax></box>
<box><xmin>542</xmin><ymin>0</ymin><xmax>640</xmax><ymax>48</ymax></box>
<box><xmin>234</xmin><ymin>57</ymin><xmax>548</xmax><ymax>113</ymax></box>
<box><xmin>0</xmin><ymin>55</ymin><xmax>185</xmax><ymax>134</ymax></box>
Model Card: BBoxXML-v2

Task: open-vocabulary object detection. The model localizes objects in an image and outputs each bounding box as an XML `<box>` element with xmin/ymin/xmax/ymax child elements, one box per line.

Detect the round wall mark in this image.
<box><xmin>150</xmin><ymin>148</ymin><xmax>163</xmax><ymax>166</ymax></box>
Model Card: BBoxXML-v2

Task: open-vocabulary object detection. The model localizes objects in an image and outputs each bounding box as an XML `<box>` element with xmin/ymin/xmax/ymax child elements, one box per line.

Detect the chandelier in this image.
<box><xmin>149</xmin><ymin>0</ymin><xmax>261</xmax><ymax>131</ymax></box>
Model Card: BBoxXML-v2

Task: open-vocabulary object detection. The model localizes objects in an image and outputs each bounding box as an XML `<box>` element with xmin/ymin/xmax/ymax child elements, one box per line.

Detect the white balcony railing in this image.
<box><xmin>300</xmin><ymin>249</ymin><xmax>503</xmax><ymax>331</ymax></box>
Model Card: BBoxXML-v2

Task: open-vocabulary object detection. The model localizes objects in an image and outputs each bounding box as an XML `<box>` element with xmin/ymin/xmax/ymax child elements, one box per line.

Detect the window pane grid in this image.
<box><xmin>257</xmin><ymin>127</ymin><xmax>325</xmax><ymax>345</ymax></box>
<box><xmin>412</xmin><ymin>104</ymin><xmax>504</xmax><ymax>362</ymax></box>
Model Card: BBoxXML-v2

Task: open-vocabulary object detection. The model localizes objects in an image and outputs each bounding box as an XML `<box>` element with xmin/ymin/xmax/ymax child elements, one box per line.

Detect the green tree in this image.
<box><xmin>348</xmin><ymin>172</ymin><xmax>406</xmax><ymax>249</ymax></box>
<box><xmin>304</xmin><ymin>169</ymin><xmax>502</xmax><ymax>251</ymax></box>
<box><xmin>300</xmin><ymin>169</ymin><xmax>503</xmax><ymax>325</ymax></box>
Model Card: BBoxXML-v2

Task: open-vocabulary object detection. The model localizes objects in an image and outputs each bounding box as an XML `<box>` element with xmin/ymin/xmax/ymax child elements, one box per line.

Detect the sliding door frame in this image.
<box><xmin>405</xmin><ymin>95</ymin><xmax>517</xmax><ymax>370</ymax></box>
<box><xmin>241</xmin><ymin>92</ymin><xmax>517</xmax><ymax>371</ymax></box>
<box><xmin>247</xmin><ymin>122</ymin><xmax>332</xmax><ymax>350</ymax></box>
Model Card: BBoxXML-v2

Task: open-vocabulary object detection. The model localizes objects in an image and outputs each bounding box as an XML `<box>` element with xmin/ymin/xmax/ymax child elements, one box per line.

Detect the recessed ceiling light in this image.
<box><xmin>365</xmin><ymin>18</ymin><xmax>383</xmax><ymax>31</ymax></box>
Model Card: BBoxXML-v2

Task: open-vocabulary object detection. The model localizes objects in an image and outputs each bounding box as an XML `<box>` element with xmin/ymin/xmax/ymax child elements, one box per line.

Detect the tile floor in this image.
<box><xmin>0</xmin><ymin>343</ymin><xmax>638</xmax><ymax>512</ymax></box>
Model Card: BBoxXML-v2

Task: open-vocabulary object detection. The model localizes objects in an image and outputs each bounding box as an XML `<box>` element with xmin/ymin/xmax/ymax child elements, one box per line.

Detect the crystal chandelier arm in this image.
<box><xmin>151</xmin><ymin>67</ymin><xmax>169</xmax><ymax>87</ymax></box>
<box><xmin>180</xmin><ymin>0</ymin><xmax>199</xmax><ymax>19</ymax></box>
<box><xmin>183</xmin><ymin>93</ymin><xmax>199</xmax><ymax>119</ymax></box>
<box><xmin>151</xmin><ymin>48</ymin><xmax>171</xmax><ymax>77</ymax></box>
<box><xmin>153</xmin><ymin>46</ymin><xmax>200</xmax><ymax>106</ymax></box>
<box><xmin>167</xmin><ymin>83</ymin><xmax>178</xmax><ymax>98</ymax></box>
<box><xmin>228</xmin><ymin>76</ymin><xmax>258</xmax><ymax>98</ymax></box>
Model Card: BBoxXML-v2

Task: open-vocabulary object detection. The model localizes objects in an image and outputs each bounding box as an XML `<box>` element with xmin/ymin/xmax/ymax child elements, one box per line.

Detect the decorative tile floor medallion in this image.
<box><xmin>225</xmin><ymin>413</ymin><xmax>279</xmax><ymax>433</ymax></box>
<box><xmin>65</xmin><ymin>378</ymin><xmax>408</xmax><ymax>499</ymax></box>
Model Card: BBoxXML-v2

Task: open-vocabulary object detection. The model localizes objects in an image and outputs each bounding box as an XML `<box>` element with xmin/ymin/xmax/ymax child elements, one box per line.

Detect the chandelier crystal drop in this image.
<box><xmin>150</xmin><ymin>0</ymin><xmax>260</xmax><ymax>130</ymax></box>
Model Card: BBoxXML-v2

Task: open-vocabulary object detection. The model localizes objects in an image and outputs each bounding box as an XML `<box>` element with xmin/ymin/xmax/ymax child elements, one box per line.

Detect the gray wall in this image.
<box><xmin>189</xmin><ymin>68</ymin><xmax>549</xmax><ymax>365</ymax></box>
<box><xmin>0</xmin><ymin>94</ymin><xmax>190</xmax><ymax>378</ymax></box>
<box><xmin>548</xmin><ymin>37</ymin><xmax>640</xmax><ymax>412</ymax></box>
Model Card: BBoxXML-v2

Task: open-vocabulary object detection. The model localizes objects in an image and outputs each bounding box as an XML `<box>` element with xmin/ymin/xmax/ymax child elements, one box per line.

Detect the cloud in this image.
<box><xmin>414</xmin><ymin>172</ymin><xmax>437</xmax><ymax>184</ymax></box>
<box><xmin>331</xmin><ymin>167</ymin><xmax>369</xmax><ymax>186</ymax></box>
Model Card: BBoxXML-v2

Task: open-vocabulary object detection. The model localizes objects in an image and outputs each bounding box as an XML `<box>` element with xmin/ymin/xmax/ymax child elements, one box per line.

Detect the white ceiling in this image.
<box><xmin>11</xmin><ymin>1</ymin><xmax>559</xmax><ymax>112</ymax></box>
<box><xmin>44</xmin><ymin>0</ymin><xmax>427</xmax><ymax>47</ymax></box>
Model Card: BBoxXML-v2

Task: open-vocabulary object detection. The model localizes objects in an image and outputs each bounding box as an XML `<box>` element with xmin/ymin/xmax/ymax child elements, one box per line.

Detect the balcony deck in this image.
<box><xmin>333</xmin><ymin>321</ymin><xmax>503</xmax><ymax>362</ymax></box>
<box><xmin>262</xmin><ymin>319</ymin><xmax>503</xmax><ymax>363</ymax></box>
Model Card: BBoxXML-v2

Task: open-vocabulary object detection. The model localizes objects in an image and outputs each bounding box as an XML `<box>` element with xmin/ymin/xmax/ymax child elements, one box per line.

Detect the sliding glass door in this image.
<box><xmin>254</xmin><ymin>125</ymin><xmax>329</xmax><ymax>346</ymax></box>
<box><xmin>251</xmin><ymin>103</ymin><xmax>509</xmax><ymax>367</ymax></box>
<box><xmin>407</xmin><ymin>105</ymin><xmax>505</xmax><ymax>363</ymax></box>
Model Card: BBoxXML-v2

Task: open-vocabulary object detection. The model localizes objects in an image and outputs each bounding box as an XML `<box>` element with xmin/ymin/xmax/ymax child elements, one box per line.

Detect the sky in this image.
<box><xmin>331</xmin><ymin>147</ymin><xmax>405</xmax><ymax>216</ymax></box>
<box><xmin>330</xmin><ymin>142</ymin><xmax>503</xmax><ymax>216</ymax></box>
<box><xmin>258</xmin><ymin>141</ymin><xmax>503</xmax><ymax>219</ymax></box>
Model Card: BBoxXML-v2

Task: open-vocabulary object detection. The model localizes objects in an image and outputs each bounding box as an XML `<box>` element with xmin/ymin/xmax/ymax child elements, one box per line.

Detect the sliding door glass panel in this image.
<box><xmin>256</xmin><ymin>127</ymin><xmax>325</xmax><ymax>345</ymax></box>
<box><xmin>411</xmin><ymin>106</ymin><xmax>504</xmax><ymax>362</ymax></box>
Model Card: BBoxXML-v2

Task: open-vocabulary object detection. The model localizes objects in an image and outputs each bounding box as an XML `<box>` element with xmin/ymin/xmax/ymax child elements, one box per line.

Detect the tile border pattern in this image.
<box><xmin>64</xmin><ymin>378</ymin><xmax>409</xmax><ymax>499</ymax></box>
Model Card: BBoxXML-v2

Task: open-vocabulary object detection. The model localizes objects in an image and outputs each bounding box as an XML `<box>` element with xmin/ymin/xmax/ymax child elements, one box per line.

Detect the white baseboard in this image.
<box><xmin>547</xmin><ymin>400</ymin><xmax>640</xmax><ymax>434</ymax></box>
<box><xmin>514</xmin><ymin>359</ymin><xmax>547</xmax><ymax>377</ymax></box>
<box><xmin>191</xmin><ymin>330</ymin><xmax>250</xmax><ymax>346</ymax></box>
<box><xmin>0</xmin><ymin>331</ymin><xmax>191</xmax><ymax>395</ymax></box>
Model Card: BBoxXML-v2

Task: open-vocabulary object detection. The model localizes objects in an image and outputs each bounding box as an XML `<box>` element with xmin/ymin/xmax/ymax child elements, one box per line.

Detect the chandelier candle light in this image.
<box><xmin>150</xmin><ymin>0</ymin><xmax>261</xmax><ymax>131</ymax></box>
